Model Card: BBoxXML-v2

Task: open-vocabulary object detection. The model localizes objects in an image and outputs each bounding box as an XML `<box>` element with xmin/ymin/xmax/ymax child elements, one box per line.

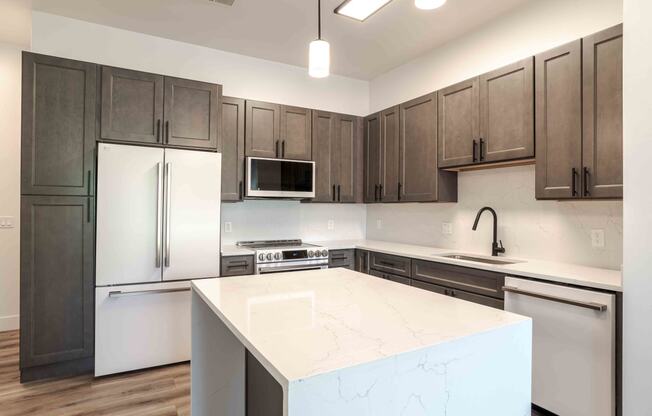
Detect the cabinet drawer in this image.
<box><xmin>329</xmin><ymin>249</ymin><xmax>355</xmax><ymax>269</ymax></box>
<box><xmin>369</xmin><ymin>252</ymin><xmax>411</xmax><ymax>277</ymax></box>
<box><xmin>412</xmin><ymin>280</ymin><xmax>504</xmax><ymax>310</ymax></box>
<box><xmin>369</xmin><ymin>269</ymin><xmax>411</xmax><ymax>286</ymax></box>
<box><xmin>221</xmin><ymin>255</ymin><xmax>254</xmax><ymax>276</ymax></box>
<box><xmin>412</xmin><ymin>259</ymin><xmax>505</xmax><ymax>299</ymax></box>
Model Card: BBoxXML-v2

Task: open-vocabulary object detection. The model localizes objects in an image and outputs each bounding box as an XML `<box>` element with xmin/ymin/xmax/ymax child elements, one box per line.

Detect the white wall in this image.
<box><xmin>31</xmin><ymin>12</ymin><xmax>369</xmax><ymax>116</ymax></box>
<box><xmin>367</xmin><ymin>166</ymin><xmax>623</xmax><ymax>269</ymax></box>
<box><xmin>221</xmin><ymin>201</ymin><xmax>366</xmax><ymax>245</ymax></box>
<box><xmin>623</xmin><ymin>0</ymin><xmax>652</xmax><ymax>413</ymax></box>
<box><xmin>0</xmin><ymin>0</ymin><xmax>31</xmax><ymax>332</ymax></box>
<box><xmin>370</xmin><ymin>0</ymin><xmax>623</xmax><ymax>112</ymax></box>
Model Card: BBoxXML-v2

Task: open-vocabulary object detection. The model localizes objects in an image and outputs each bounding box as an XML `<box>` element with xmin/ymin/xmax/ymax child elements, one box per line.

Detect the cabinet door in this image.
<box><xmin>438</xmin><ymin>78</ymin><xmax>479</xmax><ymax>168</ymax></box>
<box><xmin>312</xmin><ymin>111</ymin><xmax>337</xmax><ymax>202</ymax></box>
<box><xmin>334</xmin><ymin>114</ymin><xmax>361</xmax><ymax>203</ymax></box>
<box><xmin>280</xmin><ymin>105</ymin><xmax>312</xmax><ymax>160</ymax></box>
<box><xmin>479</xmin><ymin>58</ymin><xmax>534</xmax><ymax>163</ymax></box>
<box><xmin>364</xmin><ymin>113</ymin><xmax>382</xmax><ymax>203</ymax></box>
<box><xmin>355</xmin><ymin>250</ymin><xmax>369</xmax><ymax>274</ymax></box>
<box><xmin>221</xmin><ymin>97</ymin><xmax>245</xmax><ymax>201</ymax></box>
<box><xmin>582</xmin><ymin>24</ymin><xmax>623</xmax><ymax>199</ymax></box>
<box><xmin>535</xmin><ymin>40</ymin><xmax>583</xmax><ymax>199</ymax></box>
<box><xmin>101</xmin><ymin>66</ymin><xmax>164</xmax><ymax>144</ymax></box>
<box><xmin>20</xmin><ymin>196</ymin><xmax>94</xmax><ymax>369</ymax></box>
<box><xmin>399</xmin><ymin>93</ymin><xmax>438</xmax><ymax>202</ymax></box>
<box><xmin>21</xmin><ymin>53</ymin><xmax>97</xmax><ymax>196</ymax></box>
<box><xmin>245</xmin><ymin>100</ymin><xmax>280</xmax><ymax>158</ymax></box>
<box><xmin>163</xmin><ymin>77</ymin><xmax>220</xmax><ymax>150</ymax></box>
<box><xmin>380</xmin><ymin>106</ymin><xmax>400</xmax><ymax>202</ymax></box>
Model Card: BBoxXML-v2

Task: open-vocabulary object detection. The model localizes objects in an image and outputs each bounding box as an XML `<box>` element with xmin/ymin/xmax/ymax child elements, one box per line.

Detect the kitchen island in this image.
<box><xmin>191</xmin><ymin>268</ymin><xmax>532</xmax><ymax>416</ymax></box>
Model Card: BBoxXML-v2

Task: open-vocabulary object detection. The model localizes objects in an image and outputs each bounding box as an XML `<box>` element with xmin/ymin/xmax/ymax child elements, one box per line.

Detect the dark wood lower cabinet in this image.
<box><xmin>221</xmin><ymin>255</ymin><xmax>254</xmax><ymax>276</ymax></box>
<box><xmin>369</xmin><ymin>269</ymin><xmax>411</xmax><ymax>286</ymax></box>
<box><xmin>246</xmin><ymin>350</ymin><xmax>283</xmax><ymax>416</ymax></box>
<box><xmin>355</xmin><ymin>249</ymin><xmax>369</xmax><ymax>274</ymax></box>
<box><xmin>369</xmin><ymin>252</ymin><xmax>411</xmax><ymax>277</ymax></box>
<box><xmin>20</xmin><ymin>196</ymin><xmax>95</xmax><ymax>381</ymax></box>
<box><xmin>412</xmin><ymin>280</ymin><xmax>504</xmax><ymax>310</ymax></box>
<box><xmin>329</xmin><ymin>249</ymin><xmax>355</xmax><ymax>269</ymax></box>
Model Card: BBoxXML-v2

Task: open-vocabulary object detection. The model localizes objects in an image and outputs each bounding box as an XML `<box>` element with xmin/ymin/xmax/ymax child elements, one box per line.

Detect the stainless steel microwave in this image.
<box><xmin>246</xmin><ymin>157</ymin><xmax>315</xmax><ymax>198</ymax></box>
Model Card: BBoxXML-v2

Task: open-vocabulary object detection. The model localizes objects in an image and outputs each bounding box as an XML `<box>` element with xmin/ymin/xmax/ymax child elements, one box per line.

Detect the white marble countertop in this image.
<box><xmin>221</xmin><ymin>244</ymin><xmax>254</xmax><ymax>256</ymax></box>
<box><xmin>309</xmin><ymin>239</ymin><xmax>623</xmax><ymax>292</ymax></box>
<box><xmin>192</xmin><ymin>268</ymin><xmax>529</xmax><ymax>384</ymax></box>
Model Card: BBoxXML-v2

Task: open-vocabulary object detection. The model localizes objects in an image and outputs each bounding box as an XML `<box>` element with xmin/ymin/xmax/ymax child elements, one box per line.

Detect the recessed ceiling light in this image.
<box><xmin>414</xmin><ymin>0</ymin><xmax>447</xmax><ymax>10</ymax></box>
<box><xmin>334</xmin><ymin>0</ymin><xmax>394</xmax><ymax>22</ymax></box>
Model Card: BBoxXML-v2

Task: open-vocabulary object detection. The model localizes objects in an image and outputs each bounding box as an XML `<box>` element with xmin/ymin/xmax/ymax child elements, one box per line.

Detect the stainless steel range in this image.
<box><xmin>236</xmin><ymin>239</ymin><xmax>329</xmax><ymax>274</ymax></box>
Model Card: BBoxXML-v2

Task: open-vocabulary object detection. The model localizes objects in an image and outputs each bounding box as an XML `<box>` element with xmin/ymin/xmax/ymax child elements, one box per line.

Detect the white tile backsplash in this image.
<box><xmin>366</xmin><ymin>165</ymin><xmax>623</xmax><ymax>270</ymax></box>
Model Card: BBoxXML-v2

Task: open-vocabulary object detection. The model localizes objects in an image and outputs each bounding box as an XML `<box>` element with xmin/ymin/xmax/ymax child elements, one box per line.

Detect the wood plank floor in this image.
<box><xmin>1</xmin><ymin>329</ymin><xmax>548</xmax><ymax>415</ymax></box>
<box><xmin>0</xmin><ymin>330</ymin><xmax>190</xmax><ymax>416</ymax></box>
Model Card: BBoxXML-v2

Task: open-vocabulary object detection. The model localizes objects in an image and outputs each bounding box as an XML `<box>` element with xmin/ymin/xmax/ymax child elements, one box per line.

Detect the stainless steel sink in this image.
<box><xmin>439</xmin><ymin>254</ymin><xmax>524</xmax><ymax>265</ymax></box>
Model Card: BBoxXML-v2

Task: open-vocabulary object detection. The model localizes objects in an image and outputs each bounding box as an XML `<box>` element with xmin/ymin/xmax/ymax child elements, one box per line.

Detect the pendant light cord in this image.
<box><xmin>317</xmin><ymin>0</ymin><xmax>322</xmax><ymax>40</ymax></box>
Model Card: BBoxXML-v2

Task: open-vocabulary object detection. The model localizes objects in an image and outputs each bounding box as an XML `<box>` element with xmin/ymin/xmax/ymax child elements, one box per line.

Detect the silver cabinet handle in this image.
<box><xmin>108</xmin><ymin>287</ymin><xmax>190</xmax><ymax>298</ymax></box>
<box><xmin>156</xmin><ymin>162</ymin><xmax>163</xmax><ymax>267</ymax></box>
<box><xmin>164</xmin><ymin>162</ymin><xmax>172</xmax><ymax>267</ymax></box>
<box><xmin>502</xmin><ymin>286</ymin><xmax>608</xmax><ymax>311</ymax></box>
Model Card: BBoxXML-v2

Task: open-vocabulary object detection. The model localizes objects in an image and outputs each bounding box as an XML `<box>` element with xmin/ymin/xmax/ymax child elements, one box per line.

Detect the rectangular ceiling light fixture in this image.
<box><xmin>334</xmin><ymin>0</ymin><xmax>394</xmax><ymax>22</ymax></box>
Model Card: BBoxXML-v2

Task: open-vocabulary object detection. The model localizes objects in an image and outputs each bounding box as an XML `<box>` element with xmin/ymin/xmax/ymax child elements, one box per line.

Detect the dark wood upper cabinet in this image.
<box><xmin>101</xmin><ymin>67</ymin><xmax>164</xmax><ymax>144</ymax></box>
<box><xmin>20</xmin><ymin>195</ymin><xmax>95</xmax><ymax>371</ymax></box>
<box><xmin>437</xmin><ymin>77</ymin><xmax>479</xmax><ymax>168</ymax></box>
<box><xmin>21</xmin><ymin>53</ymin><xmax>97</xmax><ymax>196</ymax></box>
<box><xmin>333</xmin><ymin>114</ymin><xmax>363</xmax><ymax>203</ymax></box>
<box><xmin>163</xmin><ymin>77</ymin><xmax>220</xmax><ymax>150</ymax></box>
<box><xmin>479</xmin><ymin>57</ymin><xmax>534</xmax><ymax>163</ymax></box>
<box><xmin>280</xmin><ymin>105</ymin><xmax>312</xmax><ymax>160</ymax></box>
<box><xmin>245</xmin><ymin>100</ymin><xmax>280</xmax><ymax>158</ymax></box>
<box><xmin>399</xmin><ymin>93</ymin><xmax>439</xmax><ymax>202</ymax></box>
<box><xmin>582</xmin><ymin>24</ymin><xmax>623</xmax><ymax>199</ymax></box>
<box><xmin>221</xmin><ymin>96</ymin><xmax>245</xmax><ymax>202</ymax></box>
<box><xmin>312</xmin><ymin>111</ymin><xmax>336</xmax><ymax>202</ymax></box>
<box><xmin>380</xmin><ymin>106</ymin><xmax>400</xmax><ymax>202</ymax></box>
<box><xmin>364</xmin><ymin>113</ymin><xmax>381</xmax><ymax>203</ymax></box>
<box><xmin>535</xmin><ymin>40</ymin><xmax>583</xmax><ymax>199</ymax></box>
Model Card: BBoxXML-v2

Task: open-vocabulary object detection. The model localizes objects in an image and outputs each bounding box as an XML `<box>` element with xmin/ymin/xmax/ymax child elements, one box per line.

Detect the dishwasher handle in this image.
<box><xmin>502</xmin><ymin>285</ymin><xmax>608</xmax><ymax>312</ymax></box>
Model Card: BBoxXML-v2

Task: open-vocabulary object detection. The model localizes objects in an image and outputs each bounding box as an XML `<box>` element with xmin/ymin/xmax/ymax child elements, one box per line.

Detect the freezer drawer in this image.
<box><xmin>504</xmin><ymin>277</ymin><xmax>615</xmax><ymax>416</ymax></box>
<box><xmin>95</xmin><ymin>281</ymin><xmax>191</xmax><ymax>376</ymax></box>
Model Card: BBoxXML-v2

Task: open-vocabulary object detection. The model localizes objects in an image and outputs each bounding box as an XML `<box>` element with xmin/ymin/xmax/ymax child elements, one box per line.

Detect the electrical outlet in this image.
<box><xmin>591</xmin><ymin>229</ymin><xmax>605</xmax><ymax>248</ymax></box>
<box><xmin>376</xmin><ymin>219</ymin><xmax>382</xmax><ymax>229</ymax></box>
<box><xmin>442</xmin><ymin>222</ymin><xmax>453</xmax><ymax>235</ymax></box>
<box><xmin>327</xmin><ymin>220</ymin><xmax>335</xmax><ymax>230</ymax></box>
<box><xmin>224</xmin><ymin>222</ymin><xmax>232</xmax><ymax>233</ymax></box>
<box><xmin>0</xmin><ymin>216</ymin><xmax>14</xmax><ymax>229</ymax></box>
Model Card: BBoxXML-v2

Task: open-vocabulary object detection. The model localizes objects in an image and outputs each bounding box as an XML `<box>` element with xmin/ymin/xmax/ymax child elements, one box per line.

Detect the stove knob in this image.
<box><xmin>274</xmin><ymin>252</ymin><xmax>281</xmax><ymax>260</ymax></box>
<box><xmin>266</xmin><ymin>253</ymin><xmax>273</xmax><ymax>261</ymax></box>
<box><xmin>308</xmin><ymin>250</ymin><xmax>314</xmax><ymax>258</ymax></box>
<box><xmin>258</xmin><ymin>253</ymin><xmax>265</xmax><ymax>261</ymax></box>
<box><xmin>321</xmin><ymin>249</ymin><xmax>328</xmax><ymax>257</ymax></box>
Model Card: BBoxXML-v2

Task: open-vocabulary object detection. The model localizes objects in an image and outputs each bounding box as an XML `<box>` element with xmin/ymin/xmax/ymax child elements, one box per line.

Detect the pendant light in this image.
<box><xmin>309</xmin><ymin>0</ymin><xmax>330</xmax><ymax>78</ymax></box>
<box><xmin>414</xmin><ymin>0</ymin><xmax>446</xmax><ymax>10</ymax></box>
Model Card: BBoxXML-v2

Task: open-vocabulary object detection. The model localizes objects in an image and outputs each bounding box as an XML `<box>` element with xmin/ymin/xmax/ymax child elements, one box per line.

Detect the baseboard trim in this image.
<box><xmin>0</xmin><ymin>315</ymin><xmax>19</xmax><ymax>332</ymax></box>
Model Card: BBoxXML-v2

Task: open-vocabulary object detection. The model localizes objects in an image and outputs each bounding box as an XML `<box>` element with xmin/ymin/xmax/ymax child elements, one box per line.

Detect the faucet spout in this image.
<box><xmin>472</xmin><ymin>207</ymin><xmax>505</xmax><ymax>257</ymax></box>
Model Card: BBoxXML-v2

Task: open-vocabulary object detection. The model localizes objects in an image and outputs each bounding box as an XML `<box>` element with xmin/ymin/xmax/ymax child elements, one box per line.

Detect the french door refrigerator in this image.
<box><xmin>95</xmin><ymin>143</ymin><xmax>221</xmax><ymax>376</ymax></box>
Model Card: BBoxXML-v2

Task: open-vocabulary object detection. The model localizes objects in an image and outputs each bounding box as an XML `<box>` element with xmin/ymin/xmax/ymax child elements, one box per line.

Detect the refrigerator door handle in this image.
<box><xmin>164</xmin><ymin>162</ymin><xmax>172</xmax><ymax>267</ymax></box>
<box><xmin>108</xmin><ymin>287</ymin><xmax>190</xmax><ymax>298</ymax></box>
<box><xmin>156</xmin><ymin>162</ymin><xmax>163</xmax><ymax>267</ymax></box>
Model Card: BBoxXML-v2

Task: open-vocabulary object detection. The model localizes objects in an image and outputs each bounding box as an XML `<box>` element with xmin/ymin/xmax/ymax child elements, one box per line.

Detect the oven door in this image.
<box><xmin>256</xmin><ymin>260</ymin><xmax>328</xmax><ymax>274</ymax></box>
<box><xmin>247</xmin><ymin>157</ymin><xmax>315</xmax><ymax>198</ymax></box>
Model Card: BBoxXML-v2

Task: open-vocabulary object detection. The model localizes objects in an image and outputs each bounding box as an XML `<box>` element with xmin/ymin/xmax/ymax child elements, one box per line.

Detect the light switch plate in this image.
<box><xmin>591</xmin><ymin>229</ymin><xmax>605</xmax><ymax>248</ymax></box>
<box><xmin>224</xmin><ymin>222</ymin><xmax>232</xmax><ymax>233</ymax></box>
<box><xmin>327</xmin><ymin>220</ymin><xmax>335</xmax><ymax>230</ymax></box>
<box><xmin>0</xmin><ymin>216</ymin><xmax>14</xmax><ymax>229</ymax></box>
<box><xmin>442</xmin><ymin>222</ymin><xmax>453</xmax><ymax>235</ymax></box>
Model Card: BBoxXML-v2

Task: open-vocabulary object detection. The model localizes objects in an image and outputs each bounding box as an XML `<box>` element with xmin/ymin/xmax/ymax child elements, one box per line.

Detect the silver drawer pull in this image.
<box><xmin>502</xmin><ymin>286</ymin><xmax>607</xmax><ymax>312</ymax></box>
<box><xmin>108</xmin><ymin>287</ymin><xmax>190</xmax><ymax>298</ymax></box>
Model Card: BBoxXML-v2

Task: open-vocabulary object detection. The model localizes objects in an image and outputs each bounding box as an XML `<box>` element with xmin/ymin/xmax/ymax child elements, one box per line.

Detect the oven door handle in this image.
<box><xmin>258</xmin><ymin>265</ymin><xmax>327</xmax><ymax>274</ymax></box>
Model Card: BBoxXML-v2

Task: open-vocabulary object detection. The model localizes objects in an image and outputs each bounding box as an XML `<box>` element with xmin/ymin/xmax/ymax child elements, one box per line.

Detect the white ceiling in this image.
<box><xmin>33</xmin><ymin>0</ymin><xmax>532</xmax><ymax>80</ymax></box>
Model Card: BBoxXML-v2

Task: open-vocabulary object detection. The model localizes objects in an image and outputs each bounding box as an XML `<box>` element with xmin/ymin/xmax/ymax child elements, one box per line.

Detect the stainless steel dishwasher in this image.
<box><xmin>504</xmin><ymin>276</ymin><xmax>616</xmax><ymax>416</ymax></box>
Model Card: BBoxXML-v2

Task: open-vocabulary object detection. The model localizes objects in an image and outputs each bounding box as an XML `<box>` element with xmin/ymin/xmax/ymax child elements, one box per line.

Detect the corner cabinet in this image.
<box><xmin>221</xmin><ymin>96</ymin><xmax>245</xmax><ymax>201</ymax></box>
<box><xmin>101</xmin><ymin>67</ymin><xmax>221</xmax><ymax>150</ymax></box>
<box><xmin>312</xmin><ymin>111</ymin><xmax>363</xmax><ymax>203</ymax></box>
<box><xmin>536</xmin><ymin>24</ymin><xmax>622</xmax><ymax>200</ymax></box>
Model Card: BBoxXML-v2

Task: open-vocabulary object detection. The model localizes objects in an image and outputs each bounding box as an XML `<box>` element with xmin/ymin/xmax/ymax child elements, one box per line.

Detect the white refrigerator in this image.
<box><xmin>95</xmin><ymin>143</ymin><xmax>221</xmax><ymax>376</ymax></box>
